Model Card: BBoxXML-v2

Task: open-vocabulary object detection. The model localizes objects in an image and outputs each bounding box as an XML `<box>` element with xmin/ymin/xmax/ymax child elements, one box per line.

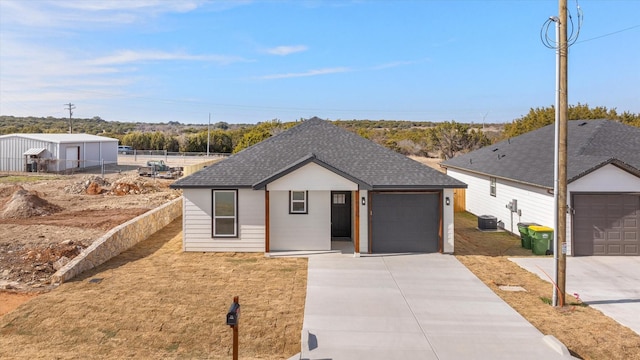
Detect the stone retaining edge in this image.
<box><xmin>51</xmin><ymin>196</ymin><xmax>183</xmax><ymax>284</ymax></box>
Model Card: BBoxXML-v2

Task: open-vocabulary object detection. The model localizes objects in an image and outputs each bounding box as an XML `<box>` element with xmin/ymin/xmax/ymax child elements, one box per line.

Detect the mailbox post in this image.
<box><xmin>226</xmin><ymin>296</ymin><xmax>240</xmax><ymax>360</ymax></box>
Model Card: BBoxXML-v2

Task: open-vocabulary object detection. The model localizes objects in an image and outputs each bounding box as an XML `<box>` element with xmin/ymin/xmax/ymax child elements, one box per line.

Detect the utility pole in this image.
<box><xmin>207</xmin><ymin>113</ymin><xmax>211</xmax><ymax>157</ymax></box>
<box><xmin>64</xmin><ymin>103</ymin><xmax>75</xmax><ymax>134</ymax></box>
<box><xmin>556</xmin><ymin>0</ymin><xmax>568</xmax><ymax>307</ymax></box>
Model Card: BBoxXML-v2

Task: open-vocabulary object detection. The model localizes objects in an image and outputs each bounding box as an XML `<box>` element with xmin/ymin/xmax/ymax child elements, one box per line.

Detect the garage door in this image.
<box><xmin>371</xmin><ymin>192</ymin><xmax>439</xmax><ymax>253</ymax></box>
<box><xmin>573</xmin><ymin>194</ymin><xmax>640</xmax><ymax>256</ymax></box>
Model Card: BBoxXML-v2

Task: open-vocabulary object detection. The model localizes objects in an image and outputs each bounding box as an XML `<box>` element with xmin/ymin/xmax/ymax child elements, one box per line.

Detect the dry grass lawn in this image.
<box><xmin>454</xmin><ymin>211</ymin><xmax>640</xmax><ymax>360</ymax></box>
<box><xmin>0</xmin><ymin>218</ymin><xmax>307</xmax><ymax>360</ymax></box>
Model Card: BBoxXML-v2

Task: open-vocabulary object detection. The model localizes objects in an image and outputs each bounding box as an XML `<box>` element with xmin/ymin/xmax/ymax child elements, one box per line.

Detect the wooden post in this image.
<box><xmin>556</xmin><ymin>0</ymin><xmax>568</xmax><ymax>307</ymax></box>
<box><xmin>265</xmin><ymin>191</ymin><xmax>270</xmax><ymax>253</ymax></box>
<box><xmin>231</xmin><ymin>296</ymin><xmax>239</xmax><ymax>360</ymax></box>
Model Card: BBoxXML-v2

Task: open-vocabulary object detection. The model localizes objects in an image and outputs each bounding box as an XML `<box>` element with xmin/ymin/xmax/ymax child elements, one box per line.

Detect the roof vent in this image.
<box><xmin>578</xmin><ymin>121</ymin><xmax>588</xmax><ymax>126</ymax></box>
<box><xmin>470</xmin><ymin>158</ymin><xmax>473</xmax><ymax>164</ymax></box>
<box><xmin>492</xmin><ymin>148</ymin><xmax>498</xmax><ymax>152</ymax></box>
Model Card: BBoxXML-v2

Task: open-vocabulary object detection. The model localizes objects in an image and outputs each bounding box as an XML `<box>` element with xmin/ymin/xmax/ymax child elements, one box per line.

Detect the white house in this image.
<box><xmin>171</xmin><ymin>118</ymin><xmax>467</xmax><ymax>255</ymax></box>
<box><xmin>0</xmin><ymin>133</ymin><xmax>118</xmax><ymax>173</ymax></box>
<box><xmin>441</xmin><ymin>120</ymin><xmax>640</xmax><ymax>256</ymax></box>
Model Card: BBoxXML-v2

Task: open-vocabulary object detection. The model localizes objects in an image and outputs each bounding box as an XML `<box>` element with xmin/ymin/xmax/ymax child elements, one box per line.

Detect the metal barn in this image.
<box><xmin>0</xmin><ymin>133</ymin><xmax>118</xmax><ymax>173</ymax></box>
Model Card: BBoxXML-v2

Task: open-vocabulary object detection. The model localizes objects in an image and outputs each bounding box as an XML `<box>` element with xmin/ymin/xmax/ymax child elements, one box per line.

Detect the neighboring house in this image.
<box><xmin>171</xmin><ymin>118</ymin><xmax>466</xmax><ymax>255</ymax></box>
<box><xmin>441</xmin><ymin>119</ymin><xmax>640</xmax><ymax>256</ymax></box>
<box><xmin>0</xmin><ymin>133</ymin><xmax>118</xmax><ymax>173</ymax></box>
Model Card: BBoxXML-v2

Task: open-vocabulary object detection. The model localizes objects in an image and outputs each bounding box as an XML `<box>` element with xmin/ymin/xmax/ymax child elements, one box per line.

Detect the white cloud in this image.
<box><xmin>259</xmin><ymin>67</ymin><xmax>350</xmax><ymax>80</ymax></box>
<box><xmin>266</xmin><ymin>45</ymin><xmax>309</xmax><ymax>56</ymax></box>
<box><xmin>90</xmin><ymin>50</ymin><xmax>250</xmax><ymax>66</ymax></box>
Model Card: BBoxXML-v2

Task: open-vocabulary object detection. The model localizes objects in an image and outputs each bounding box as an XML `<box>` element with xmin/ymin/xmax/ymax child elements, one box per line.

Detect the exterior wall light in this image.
<box><xmin>361</xmin><ymin>197</ymin><xmax>366</xmax><ymax>206</ymax></box>
<box><xmin>445</xmin><ymin>197</ymin><xmax>451</xmax><ymax>206</ymax></box>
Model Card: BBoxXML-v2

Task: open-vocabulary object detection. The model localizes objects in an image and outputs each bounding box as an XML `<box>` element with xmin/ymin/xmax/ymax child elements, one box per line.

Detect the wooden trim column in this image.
<box><xmin>354</xmin><ymin>190</ymin><xmax>360</xmax><ymax>255</ymax></box>
<box><xmin>265</xmin><ymin>190</ymin><xmax>270</xmax><ymax>253</ymax></box>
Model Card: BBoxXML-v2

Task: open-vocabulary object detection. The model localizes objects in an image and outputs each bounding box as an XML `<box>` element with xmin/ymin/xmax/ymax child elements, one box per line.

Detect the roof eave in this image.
<box><xmin>444</xmin><ymin>164</ymin><xmax>553</xmax><ymax>190</ymax></box>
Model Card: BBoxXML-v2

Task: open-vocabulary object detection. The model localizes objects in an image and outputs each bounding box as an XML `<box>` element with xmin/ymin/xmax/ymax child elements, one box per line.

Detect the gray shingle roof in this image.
<box><xmin>441</xmin><ymin>119</ymin><xmax>640</xmax><ymax>188</ymax></box>
<box><xmin>172</xmin><ymin>118</ymin><xmax>466</xmax><ymax>190</ymax></box>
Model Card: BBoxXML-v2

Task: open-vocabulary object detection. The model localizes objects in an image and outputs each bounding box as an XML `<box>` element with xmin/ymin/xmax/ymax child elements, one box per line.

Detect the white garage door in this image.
<box><xmin>65</xmin><ymin>146</ymin><xmax>79</xmax><ymax>170</ymax></box>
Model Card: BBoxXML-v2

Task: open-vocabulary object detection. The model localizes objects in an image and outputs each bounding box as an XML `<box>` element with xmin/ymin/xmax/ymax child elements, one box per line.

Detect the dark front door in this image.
<box><xmin>331</xmin><ymin>191</ymin><xmax>351</xmax><ymax>238</ymax></box>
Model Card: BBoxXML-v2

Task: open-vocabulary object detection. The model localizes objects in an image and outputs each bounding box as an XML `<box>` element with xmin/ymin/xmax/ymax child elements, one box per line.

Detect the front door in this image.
<box><xmin>331</xmin><ymin>191</ymin><xmax>351</xmax><ymax>238</ymax></box>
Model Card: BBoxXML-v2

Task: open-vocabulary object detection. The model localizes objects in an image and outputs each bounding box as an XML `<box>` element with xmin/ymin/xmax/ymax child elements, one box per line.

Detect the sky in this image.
<box><xmin>0</xmin><ymin>0</ymin><xmax>638</xmax><ymax>125</ymax></box>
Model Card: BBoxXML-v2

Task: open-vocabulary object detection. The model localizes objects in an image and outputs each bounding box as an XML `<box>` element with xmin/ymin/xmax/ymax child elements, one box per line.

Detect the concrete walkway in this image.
<box><xmin>510</xmin><ymin>256</ymin><xmax>640</xmax><ymax>335</ymax></box>
<box><xmin>300</xmin><ymin>254</ymin><xmax>575</xmax><ymax>360</ymax></box>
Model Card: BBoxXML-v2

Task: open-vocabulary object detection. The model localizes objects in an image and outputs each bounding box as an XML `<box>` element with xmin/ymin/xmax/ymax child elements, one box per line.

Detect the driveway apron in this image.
<box><xmin>301</xmin><ymin>254</ymin><xmax>575</xmax><ymax>360</ymax></box>
<box><xmin>511</xmin><ymin>256</ymin><xmax>640</xmax><ymax>336</ymax></box>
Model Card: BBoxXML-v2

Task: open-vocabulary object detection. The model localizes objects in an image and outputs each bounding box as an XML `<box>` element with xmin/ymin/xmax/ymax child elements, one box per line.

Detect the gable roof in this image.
<box><xmin>173</xmin><ymin>117</ymin><xmax>466</xmax><ymax>190</ymax></box>
<box><xmin>0</xmin><ymin>133</ymin><xmax>118</xmax><ymax>143</ymax></box>
<box><xmin>441</xmin><ymin>119</ymin><xmax>640</xmax><ymax>188</ymax></box>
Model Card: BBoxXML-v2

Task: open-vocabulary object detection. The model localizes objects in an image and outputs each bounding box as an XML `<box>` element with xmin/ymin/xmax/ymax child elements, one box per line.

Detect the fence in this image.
<box><xmin>0</xmin><ymin>156</ymin><xmax>118</xmax><ymax>175</ymax></box>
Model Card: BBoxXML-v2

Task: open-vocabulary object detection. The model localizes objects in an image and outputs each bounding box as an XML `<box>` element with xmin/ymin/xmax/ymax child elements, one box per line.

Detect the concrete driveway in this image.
<box><xmin>510</xmin><ymin>256</ymin><xmax>640</xmax><ymax>335</ymax></box>
<box><xmin>300</xmin><ymin>254</ymin><xmax>575</xmax><ymax>360</ymax></box>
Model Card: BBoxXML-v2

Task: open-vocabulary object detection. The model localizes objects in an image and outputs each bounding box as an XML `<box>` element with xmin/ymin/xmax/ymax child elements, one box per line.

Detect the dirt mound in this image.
<box><xmin>1</xmin><ymin>188</ymin><xmax>62</xmax><ymax>219</ymax></box>
<box><xmin>110</xmin><ymin>182</ymin><xmax>142</xmax><ymax>195</ymax></box>
<box><xmin>64</xmin><ymin>176</ymin><xmax>111</xmax><ymax>194</ymax></box>
<box><xmin>64</xmin><ymin>175</ymin><xmax>168</xmax><ymax>196</ymax></box>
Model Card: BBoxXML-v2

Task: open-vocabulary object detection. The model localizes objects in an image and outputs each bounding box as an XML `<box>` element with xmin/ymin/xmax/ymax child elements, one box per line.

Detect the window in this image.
<box><xmin>333</xmin><ymin>193</ymin><xmax>346</xmax><ymax>204</ymax></box>
<box><xmin>290</xmin><ymin>191</ymin><xmax>308</xmax><ymax>214</ymax></box>
<box><xmin>212</xmin><ymin>190</ymin><xmax>237</xmax><ymax>237</ymax></box>
<box><xmin>490</xmin><ymin>177</ymin><xmax>496</xmax><ymax>197</ymax></box>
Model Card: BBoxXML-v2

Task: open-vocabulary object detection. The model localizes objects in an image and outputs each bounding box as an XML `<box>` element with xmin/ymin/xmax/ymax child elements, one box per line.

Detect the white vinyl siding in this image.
<box><xmin>267</xmin><ymin>162</ymin><xmax>357</xmax><ymax>191</ymax></box>
<box><xmin>270</xmin><ymin>190</ymin><xmax>331</xmax><ymax>251</ymax></box>
<box><xmin>358</xmin><ymin>190</ymin><xmax>369</xmax><ymax>253</ymax></box>
<box><xmin>182</xmin><ymin>188</ymin><xmax>265</xmax><ymax>252</ymax></box>
<box><xmin>447</xmin><ymin>168</ymin><xmax>554</xmax><ymax>234</ymax></box>
<box><xmin>443</xmin><ymin>188</ymin><xmax>455</xmax><ymax>253</ymax></box>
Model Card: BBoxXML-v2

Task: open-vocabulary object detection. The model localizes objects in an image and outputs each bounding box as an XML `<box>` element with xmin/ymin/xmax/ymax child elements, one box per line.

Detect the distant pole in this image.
<box><xmin>556</xmin><ymin>0</ymin><xmax>568</xmax><ymax>307</ymax></box>
<box><xmin>64</xmin><ymin>103</ymin><xmax>76</xmax><ymax>134</ymax></box>
<box><xmin>207</xmin><ymin>113</ymin><xmax>211</xmax><ymax>157</ymax></box>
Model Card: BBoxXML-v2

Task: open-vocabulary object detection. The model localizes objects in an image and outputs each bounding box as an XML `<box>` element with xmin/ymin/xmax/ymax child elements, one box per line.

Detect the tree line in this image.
<box><xmin>2</xmin><ymin>104</ymin><xmax>638</xmax><ymax>159</ymax></box>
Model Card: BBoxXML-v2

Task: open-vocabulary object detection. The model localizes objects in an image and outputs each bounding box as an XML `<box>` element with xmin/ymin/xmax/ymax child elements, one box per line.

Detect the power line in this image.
<box><xmin>576</xmin><ymin>24</ymin><xmax>640</xmax><ymax>44</ymax></box>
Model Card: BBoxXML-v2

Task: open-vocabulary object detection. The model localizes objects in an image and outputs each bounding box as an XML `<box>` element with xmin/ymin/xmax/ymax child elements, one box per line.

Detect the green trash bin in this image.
<box><xmin>517</xmin><ymin>222</ymin><xmax>539</xmax><ymax>249</ymax></box>
<box><xmin>529</xmin><ymin>226</ymin><xmax>554</xmax><ymax>255</ymax></box>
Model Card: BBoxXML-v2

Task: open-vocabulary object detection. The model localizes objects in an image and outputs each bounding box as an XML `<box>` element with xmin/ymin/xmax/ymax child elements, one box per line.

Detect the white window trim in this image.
<box><xmin>212</xmin><ymin>189</ymin><xmax>238</xmax><ymax>237</ymax></box>
<box><xmin>490</xmin><ymin>177</ymin><xmax>496</xmax><ymax>197</ymax></box>
<box><xmin>290</xmin><ymin>190</ymin><xmax>308</xmax><ymax>214</ymax></box>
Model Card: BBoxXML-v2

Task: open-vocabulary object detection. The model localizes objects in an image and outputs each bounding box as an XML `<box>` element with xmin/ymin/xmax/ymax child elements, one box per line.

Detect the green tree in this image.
<box><xmin>427</xmin><ymin>121</ymin><xmax>490</xmax><ymax>159</ymax></box>
<box><xmin>232</xmin><ymin>119</ymin><xmax>283</xmax><ymax>153</ymax></box>
<box><xmin>502</xmin><ymin>103</ymin><xmax>640</xmax><ymax>138</ymax></box>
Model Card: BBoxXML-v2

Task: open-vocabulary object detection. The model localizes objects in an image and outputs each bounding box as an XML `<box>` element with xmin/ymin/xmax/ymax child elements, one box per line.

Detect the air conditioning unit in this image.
<box><xmin>478</xmin><ymin>215</ymin><xmax>498</xmax><ymax>230</ymax></box>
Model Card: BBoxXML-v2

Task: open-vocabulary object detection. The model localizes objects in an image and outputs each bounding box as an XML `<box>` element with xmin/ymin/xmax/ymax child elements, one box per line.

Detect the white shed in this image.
<box><xmin>0</xmin><ymin>133</ymin><xmax>118</xmax><ymax>173</ymax></box>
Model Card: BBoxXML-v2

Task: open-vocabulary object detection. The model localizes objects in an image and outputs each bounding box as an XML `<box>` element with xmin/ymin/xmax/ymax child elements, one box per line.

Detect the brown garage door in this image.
<box><xmin>573</xmin><ymin>194</ymin><xmax>640</xmax><ymax>256</ymax></box>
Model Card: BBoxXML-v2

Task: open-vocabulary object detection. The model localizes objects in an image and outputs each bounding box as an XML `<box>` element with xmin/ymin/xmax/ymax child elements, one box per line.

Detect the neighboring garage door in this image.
<box><xmin>371</xmin><ymin>192</ymin><xmax>439</xmax><ymax>253</ymax></box>
<box><xmin>573</xmin><ymin>194</ymin><xmax>640</xmax><ymax>256</ymax></box>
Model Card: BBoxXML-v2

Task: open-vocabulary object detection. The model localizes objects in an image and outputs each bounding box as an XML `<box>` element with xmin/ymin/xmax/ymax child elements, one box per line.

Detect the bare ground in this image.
<box><xmin>0</xmin><ymin>218</ymin><xmax>307</xmax><ymax>360</ymax></box>
<box><xmin>454</xmin><ymin>211</ymin><xmax>640</xmax><ymax>360</ymax></box>
<box><xmin>0</xmin><ymin>172</ymin><xmax>181</xmax><ymax>292</ymax></box>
